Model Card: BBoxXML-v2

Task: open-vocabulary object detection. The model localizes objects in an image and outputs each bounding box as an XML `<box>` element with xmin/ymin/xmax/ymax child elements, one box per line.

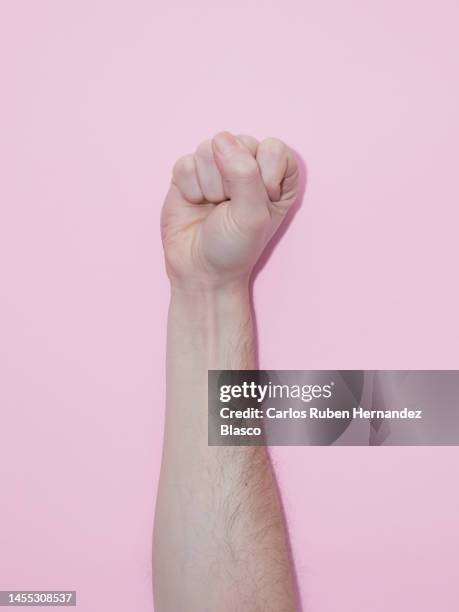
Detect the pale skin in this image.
<box><xmin>153</xmin><ymin>131</ymin><xmax>300</xmax><ymax>611</ymax></box>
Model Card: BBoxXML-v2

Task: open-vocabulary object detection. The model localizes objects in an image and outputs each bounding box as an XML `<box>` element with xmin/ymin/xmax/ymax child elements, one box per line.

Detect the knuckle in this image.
<box><xmin>289</xmin><ymin>152</ymin><xmax>299</xmax><ymax>175</ymax></box>
<box><xmin>236</xmin><ymin>134</ymin><xmax>259</xmax><ymax>153</ymax></box>
<box><xmin>172</xmin><ymin>154</ymin><xmax>195</xmax><ymax>179</ymax></box>
<box><xmin>260</xmin><ymin>137</ymin><xmax>286</xmax><ymax>157</ymax></box>
<box><xmin>195</xmin><ymin>139</ymin><xmax>213</xmax><ymax>160</ymax></box>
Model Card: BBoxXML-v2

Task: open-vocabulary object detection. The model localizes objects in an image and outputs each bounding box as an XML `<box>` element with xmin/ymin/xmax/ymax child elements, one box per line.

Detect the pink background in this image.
<box><xmin>1</xmin><ymin>1</ymin><xmax>459</xmax><ymax>610</ymax></box>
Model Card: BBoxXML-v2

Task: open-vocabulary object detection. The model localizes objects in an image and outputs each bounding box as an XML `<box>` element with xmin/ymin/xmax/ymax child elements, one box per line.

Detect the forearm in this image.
<box><xmin>153</xmin><ymin>281</ymin><xmax>296</xmax><ymax>611</ymax></box>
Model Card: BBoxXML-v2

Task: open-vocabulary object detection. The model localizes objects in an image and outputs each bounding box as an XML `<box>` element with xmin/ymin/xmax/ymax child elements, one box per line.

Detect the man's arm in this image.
<box><xmin>153</xmin><ymin>132</ymin><xmax>300</xmax><ymax>611</ymax></box>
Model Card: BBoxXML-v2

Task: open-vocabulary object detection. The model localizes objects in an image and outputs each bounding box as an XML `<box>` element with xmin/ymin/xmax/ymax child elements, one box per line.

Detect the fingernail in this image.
<box><xmin>213</xmin><ymin>131</ymin><xmax>238</xmax><ymax>154</ymax></box>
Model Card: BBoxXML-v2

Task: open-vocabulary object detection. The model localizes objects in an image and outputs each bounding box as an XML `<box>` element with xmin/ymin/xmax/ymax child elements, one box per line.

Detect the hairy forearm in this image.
<box><xmin>153</xmin><ymin>282</ymin><xmax>296</xmax><ymax>611</ymax></box>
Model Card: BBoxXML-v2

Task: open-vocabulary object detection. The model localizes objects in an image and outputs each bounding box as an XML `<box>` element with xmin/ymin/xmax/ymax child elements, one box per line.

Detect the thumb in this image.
<box><xmin>212</xmin><ymin>131</ymin><xmax>269</xmax><ymax>227</ymax></box>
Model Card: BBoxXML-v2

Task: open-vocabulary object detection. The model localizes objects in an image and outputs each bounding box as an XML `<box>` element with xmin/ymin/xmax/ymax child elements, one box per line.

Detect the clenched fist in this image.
<box><xmin>161</xmin><ymin>131</ymin><xmax>299</xmax><ymax>289</ymax></box>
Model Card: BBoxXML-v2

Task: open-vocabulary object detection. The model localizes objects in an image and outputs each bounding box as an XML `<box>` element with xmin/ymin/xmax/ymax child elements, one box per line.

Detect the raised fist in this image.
<box><xmin>161</xmin><ymin>131</ymin><xmax>299</xmax><ymax>289</ymax></box>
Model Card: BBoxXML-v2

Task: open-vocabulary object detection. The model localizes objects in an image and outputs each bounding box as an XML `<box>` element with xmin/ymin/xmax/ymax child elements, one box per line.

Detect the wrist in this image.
<box><xmin>170</xmin><ymin>278</ymin><xmax>251</xmax><ymax>304</ymax></box>
<box><xmin>169</xmin><ymin>279</ymin><xmax>253</xmax><ymax>351</ymax></box>
<box><xmin>167</xmin><ymin>279</ymin><xmax>256</xmax><ymax>372</ymax></box>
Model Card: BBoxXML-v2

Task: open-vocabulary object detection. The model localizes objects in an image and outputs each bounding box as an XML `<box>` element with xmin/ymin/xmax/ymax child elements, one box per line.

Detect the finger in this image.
<box><xmin>217</xmin><ymin>134</ymin><xmax>259</xmax><ymax>200</ymax></box>
<box><xmin>280</xmin><ymin>146</ymin><xmax>300</xmax><ymax>202</ymax></box>
<box><xmin>212</xmin><ymin>131</ymin><xmax>269</xmax><ymax>227</ymax></box>
<box><xmin>236</xmin><ymin>134</ymin><xmax>259</xmax><ymax>156</ymax></box>
<box><xmin>194</xmin><ymin>139</ymin><xmax>226</xmax><ymax>203</ymax></box>
<box><xmin>172</xmin><ymin>154</ymin><xmax>204</xmax><ymax>204</ymax></box>
<box><xmin>256</xmin><ymin>137</ymin><xmax>294</xmax><ymax>202</ymax></box>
